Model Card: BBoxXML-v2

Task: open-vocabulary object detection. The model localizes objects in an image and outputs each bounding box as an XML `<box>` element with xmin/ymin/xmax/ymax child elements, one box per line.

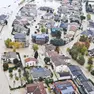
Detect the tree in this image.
<box><xmin>45</xmin><ymin>79</ymin><xmax>49</xmax><ymax>86</ymax></box>
<box><xmin>69</xmin><ymin>46</ymin><xmax>79</xmax><ymax>60</ymax></box>
<box><xmin>44</xmin><ymin>57</ymin><xmax>50</xmax><ymax>65</ymax></box>
<box><xmin>80</xmin><ymin>15</ymin><xmax>86</xmax><ymax>21</ymax></box>
<box><xmin>67</xmin><ymin>48</ymin><xmax>70</xmax><ymax>52</ymax></box>
<box><xmin>32</xmin><ymin>44</ymin><xmax>39</xmax><ymax>52</ymax></box>
<box><xmin>34</xmin><ymin>51</ymin><xmax>38</xmax><ymax>59</ymax></box>
<box><xmin>38</xmin><ymin>77</ymin><xmax>43</xmax><ymax>82</ymax></box>
<box><xmin>77</xmin><ymin>54</ymin><xmax>85</xmax><ymax>65</ymax></box>
<box><xmin>79</xmin><ymin>35</ymin><xmax>88</xmax><ymax>42</ymax></box>
<box><xmin>41</xmin><ymin>26</ymin><xmax>46</xmax><ymax>33</ymax></box>
<box><xmin>9</xmin><ymin>68</ymin><xmax>13</xmax><ymax>73</ymax></box>
<box><xmin>18</xmin><ymin>69</ymin><xmax>21</xmax><ymax>73</ymax></box>
<box><xmin>87</xmin><ymin>64</ymin><xmax>93</xmax><ymax>72</ymax></box>
<box><xmin>55</xmin><ymin>30</ymin><xmax>62</xmax><ymax>39</ymax></box>
<box><xmin>91</xmin><ymin>70</ymin><xmax>94</xmax><ymax>76</ymax></box>
<box><xmin>3</xmin><ymin>63</ymin><xmax>9</xmax><ymax>71</ymax></box>
<box><xmin>9</xmin><ymin>42</ymin><xmax>22</xmax><ymax>52</ymax></box>
<box><xmin>87</xmin><ymin>14</ymin><xmax>91</xmax><ymax>20</ymax></box>
<box><xmin>13</xmin><ymin>58</ymin><xmax>19</xmax><ymax>65</ymax></box>
<box><xmin>88</xmin><ymin>57</ymin><xmax>93</xmax><ymax>65</ymax></box>
<box><xmin>80</xmin><ymin>46</ymin><xmax>87</xmax><ymax>55</ymax></box>
<box><xmin>4</xmin><ymin>38</ymin><xmax>12</xmax><ymax>48</ymax></box>
<box><xmin>15</xmin><ymin>76</ymin><xmax>19</xmax><ymax>81</ymax></box>
<box><xmin>85</xmin><ymin>40</ymin><xmax>90</xmax><ymax>49</ymax></box>
<box><xmin>55</xmin><ymin>46</ymin><xmax>60</xmax><ymax>53</ymax></box>
<box><xmin>9</xmin><ymin>73</ymin><xmax>13</xmax><ymax>79</ymax></box>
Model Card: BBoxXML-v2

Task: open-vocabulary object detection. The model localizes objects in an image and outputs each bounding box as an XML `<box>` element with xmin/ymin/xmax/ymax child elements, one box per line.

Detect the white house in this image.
<box><xmin>25</xmin><ymin>57</ymin><xmax>37</xmax><ymax>67</ymax></box>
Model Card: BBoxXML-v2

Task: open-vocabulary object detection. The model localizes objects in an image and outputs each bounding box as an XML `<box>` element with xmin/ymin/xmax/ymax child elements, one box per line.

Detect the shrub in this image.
<box><xmin>79</xmin><ymin>35</ymin><xmax>88</xmax><ymax>42</ymax></box>
<box><xmin>87</xmin><ymin>14</ymin><xmax>91</xmax><ymax>20</ymax></box>
<box><xmin>4</xmin><ymin>38</ymin><xmax>12</xmax><ymax>48</ymax></box>
<box><xmin>88</xmin><ymin>57</ymin><xmax>93</xmax><ymax>65</ymax></box>
<box><xmin>80</xmin><ymin>15</ymin><xmax>86</xmax><ymax>21</ymax></box>
<box><xmin>3</xmin><ymin>63</ymin><xmax>9</xmax><ymax>71</ymax></box>
<box><xmin>44</xmin><ymin>57</ymin><xmax>50</xmax><ymax>65</ymax></box>
<box><xmin>41</xmin><ymin>26</ymin><xmax>46</xmax><ymax>33</ymax></box>
<box><xmin>77</xmin><ymin>54</ymin><xmax>85</xmax><ymax>65</ymax></box>
<box><xmin>9</xmin><ymin>73</ymin><xmax>13</xmax><ymax>79</ymax></box>
<box><xmin>91</xmin><ymin>70</ymin><xmax>94</xmax><ymax>76</ymax></box>
<box><xmin>67</xmin><ymin>48</ymin><xmax>70</xmax><ymax>52</ymax></box>
<box><xmin>32</xmin><ymin>44</ymin><xmax>38</xmax><ymax>52</ymax></box>
<box><xmin>87</xmin><ymin>64</ymin><xmax>93</xmax><ymax>72</ymax></box>
<box><xmin>13</xmin><ymin>58</ymin><xmax>19</xmax><ymax>65</ymax></box>
<box><xmin>9</xmin><ymin>68</ymin><xmax>13</xmax><ymax>73</ymax></box>
<box><xmin>38</xmin><ymin>77</ymin><xmax>43</xmax><ymax>82</ymax></box>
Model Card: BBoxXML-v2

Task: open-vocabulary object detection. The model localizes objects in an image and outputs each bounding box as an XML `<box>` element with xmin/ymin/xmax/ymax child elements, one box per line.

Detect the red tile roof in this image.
<box><xmin>25</xmin><ymin>57</ymin><xmax>37</xmax><ymax>63</ymax></box>
<box><xmin>26</xmin><ymin>82</ymin><xmax>47</xmax><ymax>94</ymax></box>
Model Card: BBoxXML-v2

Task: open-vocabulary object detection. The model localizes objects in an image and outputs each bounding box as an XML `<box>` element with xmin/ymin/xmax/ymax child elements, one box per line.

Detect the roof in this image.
<box><xmin>47</xmin><ymin>51</ymin><xmax>58</xmax><ymax>57</ymax></box>
<box><xmin>81</xmin><ymin>29</ymin><xmax>94</xmax><ymax>37</ymax></box>
<box><xmin>51</xmin><ymin>55</ymin><xmax>67</xmax><ymax>66</ymax></box>
<box><xmin>69</xmin><ymin>24</ymin><xmax>78</xmax><ymax>31</ymax></box>
<box><xmin>68</xmin><ymin>65</ymin><xmax>94</xmax><ymax>93</ymax></box>
<box><xmin>0</xmin><ymin>14</ymin><xmax>7</xmax><ymax>20</ymax></box>
<box><xmin>60</xmin><ymin>22</ymin><xmax>68</xmax><ymax>28</ymax></box>
<box><xmin>45</xmin><ymin>44</ymin><xmax>56</xmax><ymax>52</ymax></box>
<box><xmin>58</xmin><ymin>72</ymin><xmax>70</xmax><ymax>77</ymax></box>
<box><xmin>32</xmin><ymin>34</ymin><xmax>48</xmax><ymax>39</ymax></box>
<box><xmin>31</xmin><ymin>67</ymin><xmax>51</xmax><ymax>79</ymax></box>
<box><xmin>25</xmin><ymin>57</ymin><xmax>37</xmax><ymax>63</ymax></box>
<box><xmin>26</xmin><ymin>82</ymin><xmax>47</xmax><ymax>94</ymax></box>
<box><xmin>14</xmin><ymin>33</ymin><xmax>26</xmax><ymax>39</ymax></box>
<box><xmin>50</xmin><ymin>54</ymin><xmax>70</xmax><ymax>66</ymax></box>
<box><xmin>54</xmin><ymin>80</ymin><xmax>76</xmax><ymax>94</ymax></box>
<box><xmin>4</xmin><ymin>52</ymin><xmax>17</xmax><ymax>59</ymax></box>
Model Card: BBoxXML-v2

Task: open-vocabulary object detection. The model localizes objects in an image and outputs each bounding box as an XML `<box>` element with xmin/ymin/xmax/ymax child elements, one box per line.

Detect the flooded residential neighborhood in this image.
<box><xmin>0</xmin><ymin>0</ymin><xmax>94</xmax><ymax>94</ymax></box>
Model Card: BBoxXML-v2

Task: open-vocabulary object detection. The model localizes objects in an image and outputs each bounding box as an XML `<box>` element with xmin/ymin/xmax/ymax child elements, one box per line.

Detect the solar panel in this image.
<box><xmin>82</xmin><ymin>81</ymin><xmax>93</xmax><ymax>92</ymax></box>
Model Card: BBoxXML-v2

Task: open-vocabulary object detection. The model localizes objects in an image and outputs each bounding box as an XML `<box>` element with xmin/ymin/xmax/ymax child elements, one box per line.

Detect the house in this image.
<box><xmin>81</xmin><ymin>29</ymin><xmax>94</xmax><ymax>42</ymax></box>
<box><xmin>88</xmin><ymin>20</ymin><xmax>94</xmax><ymax>28</ymax></box>
<box><xmin>46</xmin><ymin>51</ymin><xmax>70</xmax><ymax>71</ymax></box>
<box><xmin>42</xmin><ymin>13</ymin><xmax>54</xmax><ymax>20</ymax></box>
<box><xmin>26</xmin><ymin>82</ymin><xmax>47</xmax><ymax>94</ymax></box>
<box><xmin>54</xmin><ymin>14</ymin><xmax>61</xmax><ymax>22</ymax></box>
<box><xmin>60</xmin><ymin>22</ymin><xmax>68</xmax><ymax>30</ymax></box>
<box><xmin>56</xmin><ymin>65</ymin><xmax>71</xmax><ymax>80</ymax></box>
<box><xmin>53</xmin><ymin>80</ymin><xmax>78</xmax><ymax>94</ymax></box>
<box><xmin>68</xmin><ymin>65</ymin><xmax>94</xmax><ymax>94</ymax></box>
<box><xmin>69</xmin><ymin>23</ymin><xmax>79</xmax><ymax>32</ymax></box>
<box><xmin>12</xmin><ymin>24</ymin><xmax>30</xmax><ymax>35</ymax></box>
<box><xmin>32</xmin><ymin>34</ymin><xmax>49</xmax><ymax>44</ymax></box>
<box><xmin>0</xmin><ymin>14</ymin><xmax>8</xmax><ymax>25</ymax></box>
<box><xmin>31</xmin><ymin>67</ymin><xmax>51</xmax><ymax>79</ymax></box>
<box><xmin>14</xmin><ymin>33</ymin><xmax>29</xmax><ymax>47</ymax></box>
<box><xmin>25</xmin><ymin>57</ymin><xmax>37</xmax><ymax>67</ymax></box>
<box><xmin>1</xmin><ymin>52</ymin><xmax>18</xmax><ymax>63</ymax></box>
<box><xmin>45</xmin><ymin>21</ymin><xmax>55</xmax><ymax>29</ymax></box>
<box><xmin>86</xmin><ymin>1</ymin><xmax>94</xmax><ymax>13</ymax></box>
<box><xmin>51</xmin><ymin>27</ymin><xmax>61</xmax><ymax>36</ymax></box>
<box><xmin>14</xmin><ymin>33</ymin><xmax>26</xmax><ymax>42</ymax></box>
<box><xmin>12</xmin><ymin>17</ymin><xmax>30</xmax><ymax>27</ymax></box>
<box><xmin>50</xmin><ymin>55</ymin><xmax>70</xmax><ymax>71</ymax></box>
<box><xmin>39</xmin><ymin>6</ymin><xmax>54</xmax><ymax>12</ymax></box>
